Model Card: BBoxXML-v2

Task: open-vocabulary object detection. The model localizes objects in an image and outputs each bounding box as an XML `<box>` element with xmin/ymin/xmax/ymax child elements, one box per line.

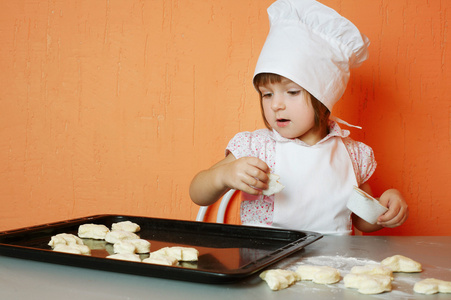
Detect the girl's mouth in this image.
<box><xmin>276</xmin><ymin>119</ymin><xmax>290</xmax><ymax>127</ymax></box>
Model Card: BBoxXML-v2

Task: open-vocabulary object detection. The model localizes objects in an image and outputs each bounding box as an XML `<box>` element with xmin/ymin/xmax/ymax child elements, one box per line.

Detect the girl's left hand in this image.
<box><xmin>377</xmin><ymin>189</ymin><xmax>409</xmax><ymax>228</ymax></box>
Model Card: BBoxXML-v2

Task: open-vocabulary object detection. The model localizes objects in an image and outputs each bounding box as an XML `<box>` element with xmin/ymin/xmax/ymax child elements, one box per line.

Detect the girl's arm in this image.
<box><xmin>189</xmin><ymin>153</ymin><xmax>270</xmax><ymax>207</ymax></box>
<box><xmin>352</xmin><ymin>182</ymin><xmax>409</xmax><ymax>232</ymax></box>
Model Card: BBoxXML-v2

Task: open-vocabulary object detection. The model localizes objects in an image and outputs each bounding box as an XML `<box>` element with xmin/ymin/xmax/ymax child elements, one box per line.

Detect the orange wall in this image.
<box><xmin>0</xmin><ymin>0</ymin><xmax>450</xmax><ymax>235</ymax></box>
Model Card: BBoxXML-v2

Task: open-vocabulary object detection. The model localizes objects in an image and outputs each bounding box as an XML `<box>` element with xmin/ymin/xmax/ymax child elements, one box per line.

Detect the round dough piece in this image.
<box><xmin>106</xmin><ymin>253</ymin><xmax>141</xmax><ymax>262</ymax></box>
<box><xmin>111</xmin><ymin>220</ymin><xmax>141</xmax><ymax>233</ymax></box>
<box><xmin>143</xmin><ymin>253</ymin><xmax>178</xmax><ymax>266</ymax></box>
<box><xmin>53</xmin><ymin>244</ymin><xmax>91</xmax><ymax>255</ymax></box>
<box><xmin>78</xmin><ymin>224</ymin><xmax>110</xmax><ymax>240</ymax></box>
<box><xmin>350</xmin><ymin>264</ymin><xmax>393</xmax><ymax>277</ymax></box>
<box><xmin>295</xmin><ymin>265</ymin><xmax>341</xmax><ymax>284</ymax></box>
<box><xmin>344</xmin><ymin>273</ymin><xmax>392</xmax><ymax>295</ymax></box>
<box><xmin>48</xmin><ymin>233</ymin><xmax>84</xmax><ymax>248</ymax></box>
<box><xmin>260</xmin><ymin>269</ymin><xmax>297</xmax><ymax>291</ymax></box>
<box><xmin>105</xmin><ymin>230</ymin><xmax>139</xmax><ymax>244</ymax></box>
<box><xmin>414</xmin><ymin>278</ymin><xmax>451</xmax><ymax>295</ymax></box>
<box><xmin>381</xmin><ymin>255</ymin><xmax>422</xmax><ymax>273</ymax></box>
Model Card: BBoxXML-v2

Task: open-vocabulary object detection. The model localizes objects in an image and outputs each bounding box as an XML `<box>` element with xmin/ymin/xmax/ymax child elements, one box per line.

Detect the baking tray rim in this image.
<box><xmin>0</xmin><ymin>214</ymin><xmax>323</xmax><ymax>283</ymax></box>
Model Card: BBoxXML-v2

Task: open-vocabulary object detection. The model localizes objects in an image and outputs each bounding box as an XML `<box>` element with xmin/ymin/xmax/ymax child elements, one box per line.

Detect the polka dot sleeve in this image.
<box><xmin>343</xmin><ymin>136</ymin><xmax>377</xmax><ymax>186</ymax></box>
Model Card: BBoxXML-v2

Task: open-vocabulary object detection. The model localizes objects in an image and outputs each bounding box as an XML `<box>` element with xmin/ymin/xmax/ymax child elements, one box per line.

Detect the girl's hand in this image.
<box><xmin>221</xmin><ymin>157</ymin><xmax>270</xmax><ymax>195</ymax></box>
<box><xmin>377</xmin><ymin>189</ymin><xmax>409</xmax><ymax>228</ymax></box>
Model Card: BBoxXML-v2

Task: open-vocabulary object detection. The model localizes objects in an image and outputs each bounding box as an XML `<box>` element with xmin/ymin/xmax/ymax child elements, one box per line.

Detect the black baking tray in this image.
<box><xmin>0</xmin><ymin>214</ymin><xmax>322</xmax><ymax>283</ymax></box>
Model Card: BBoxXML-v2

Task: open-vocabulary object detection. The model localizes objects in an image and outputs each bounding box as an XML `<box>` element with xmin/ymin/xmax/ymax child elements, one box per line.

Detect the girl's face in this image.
<box><xmin>259</xmin><ymin>77</ymin><xmax>323</xmax><ymax>145</ymax></box>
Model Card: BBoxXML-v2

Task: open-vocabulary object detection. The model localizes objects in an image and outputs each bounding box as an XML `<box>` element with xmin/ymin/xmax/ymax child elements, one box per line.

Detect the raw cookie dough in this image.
<box><xmin>350</xmin><ymin>264</ymin><xmax>393</xmax><ymax>277</ymax></box>
<box><xmin>152</xmin><ymin>247</ymin><xmax>199</xmax><ymax>261</ymax></box>
<box><xmin>260</xmin><ymin>269</ymin><xmax>297</xmax><ymax>291</ymax></box>
<box><xmin>106</xmin><ymin>253</ymin><xmax>141</xmax><ymax>262</ymax></box>
<box><xmin>113</xmin><ymin>239</ymin><xmax>151</xmax><ymax>254</ymax></box>
<box><xmin>142</xmin><ymin>253</ymin><xmax>178</xmax><ymax>266</ymax></box>
<box><xmin>105</xmin><ymin>230</ymin><xmax>139</xmax><ymax>244</ymax></box>
<box><xmin>344</xmin><ymin>273</ymin><xmax>392</xmax><ymax>295</ymax></box>
<box><xmin>381</xmin><ymin>254</ymin><xmax>422</xmax><ymax>273</ymax></box>
<box><xmin>78</xmin><ymin>224</ymin><xmax>110</xmax><ymax>240</ymax></box>
<box><xmin>53</xmin><ymin>244</ymin><xmax>91</xmax><ymax>255</ymax></box>
<box><xmin>111</xmin><ymin>220</ymin><xmax>141</xmax><ymax>233</ymax></box>
<box><xmin>295</xmin><ymin>265</ymin><xmax>341</xmax><ymax>284</ymax></box>
<box><xmin>414</xmin><ymin>278</ymin><xmax>451</xmax><ymax>295</ymax></box>
<box><xmin>48</xmin><ymin>233</ymin><xmax>84</xmax><ymax>248</ymax></box>
<box><xmin>262</xmin><ymin>173</ymin><xmax>285</xmax><ymax>196</ymax></box>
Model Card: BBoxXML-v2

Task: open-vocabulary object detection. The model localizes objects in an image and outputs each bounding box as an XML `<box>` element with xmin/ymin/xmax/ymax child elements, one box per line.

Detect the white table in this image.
<box><xmin>1</xmin><ymin>236</ymin><xmax>450</xmax><ymax>299</ymax></box>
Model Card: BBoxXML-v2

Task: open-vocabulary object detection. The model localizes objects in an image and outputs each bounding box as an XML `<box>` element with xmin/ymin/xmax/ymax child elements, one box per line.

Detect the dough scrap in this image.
<box><xmin>152</xmin><ymin>246</ymin><xmax>199</xmax><ymax>261</ymax></box>
<box><xmin>113</xmin><ymin>239</ymin><xmax>151</xmax><ymax>254</ymax></box>
<box><xmin>111</xmin><ymin>220</ymin><xmax>141</xmax><ymax>233</ymax></box>
<box><xmin>414</xmin><ymin>278</ymin><xmax>451</xmax><ymax>295</ymax></box>
<box><xmin>381</xmin><ymin>255</ymin><xmax>422</xmax><ymax>273</ymax></box>
<box><xmin>143</xmin><ymin>253</ymin><xmax>178</xmax><ymax>266</ymax></box>
<box><xmin>260</xmin><ymin>269</ymin><xmax>297</xmax><ymax>291</ymax></box>
<box><xmin>106</xmin><ymin>253</ymin><xmax>141</xmax><ymax>262</ymax></box>
<box><xmin>344</xmin><ymin>273</ymin><xmax>392</xmax><ymax>294</ymax></box>
<box><xmin>48</xmin><ymin>233</ymin><xmax>84</xmax><ymax>248</ymax></box>
<box><xmin>262</xmin><ymin>173</ymin><xmax>285</xmax><ymax>196</ymax></box>
<box><xmin>53</xmin><ymin>244</ymin><xmax>91</xmax><ymax>255</ymax></box>
<box><xmin>295</xmin><ymin>265</ymin><xmax>340</xmax><ymax>284</ymax></box>
<box><xmin>350</xmin><ymin>264</ymin><xmax>393</xmax><ymax>277</ymax></box>
<box><xmin>78</xmin><ymin>224</ymin><xmax>110</xmax><ymax>240</ymax></box>
<box><xmin>105</xmin><ymin>230</ymin><xmax>139</xmax><ymax>244</ymax></box>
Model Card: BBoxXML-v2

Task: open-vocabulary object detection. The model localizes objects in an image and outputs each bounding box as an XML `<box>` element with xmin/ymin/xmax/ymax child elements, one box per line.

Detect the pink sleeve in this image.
<box><xmin>225</xmin><ymin>131</ymin><xmax>254</xmax><ymax>159</ymax></box>
<box><xmin>343</xmin><ymin>137</ymin><xmax>377</xmax><ymax>186</ymax></box>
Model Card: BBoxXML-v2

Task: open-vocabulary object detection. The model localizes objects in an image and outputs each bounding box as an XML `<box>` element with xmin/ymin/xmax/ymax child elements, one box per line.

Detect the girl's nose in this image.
<box><xmin>271</xmin><ymin>94</ymin><xmax>285</xmax><ymax>111</ymax></box>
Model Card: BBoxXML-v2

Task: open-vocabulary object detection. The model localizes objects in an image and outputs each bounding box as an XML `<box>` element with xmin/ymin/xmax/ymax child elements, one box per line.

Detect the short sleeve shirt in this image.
<box><xmin>225</xmin><ymin>121</ymin><xmax>376</xmax><ymax>226</ymax></box>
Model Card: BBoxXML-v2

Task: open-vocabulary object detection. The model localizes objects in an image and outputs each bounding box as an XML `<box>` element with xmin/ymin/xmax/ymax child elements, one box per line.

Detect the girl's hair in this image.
<box><xmin>253</xmin><ymin>73</ymin><xmax>330</xmax><ymax>134</ymax></box>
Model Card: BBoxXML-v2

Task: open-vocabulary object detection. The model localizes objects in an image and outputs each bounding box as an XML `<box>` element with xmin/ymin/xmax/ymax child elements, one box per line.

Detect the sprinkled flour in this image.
<box><xmin>267</xmin><ymin>255</ymin><xmax>425</xmax><ymax>298</ymax></box>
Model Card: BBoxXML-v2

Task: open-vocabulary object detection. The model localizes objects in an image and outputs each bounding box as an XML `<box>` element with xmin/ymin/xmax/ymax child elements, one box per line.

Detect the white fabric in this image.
<box><xmin>254</xmin><ymin>0</ymin><xmax>370</xmax><ymax>112</ymax></box>
<box><xmin>272</xmin><ymin>134</ymin><xmax>357</xmax><ymax>235</ymax></box>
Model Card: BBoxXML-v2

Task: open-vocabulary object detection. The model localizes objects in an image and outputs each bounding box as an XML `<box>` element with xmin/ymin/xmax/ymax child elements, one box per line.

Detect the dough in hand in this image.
<box><xmin>344</xmin><ymin>273</ymin><xmax>392</xmax><ymax>294</ymax></box>
<box><xmin>111</xmin><ymin>220</ymin><xmax>141</xmax><ymax>233</ymax></box>
<box><xmin>106</xmin><ymin>253</ymin><xmax>141</xmax><ymax>262</ymax></box>
<box><xmin>53</xmin><ymin>244</ymin><xmax>91</xmax><ymax>255</ymax></box>
<box><xmin>260</xmin><ymin>269</ymin><xmax>297</xmax><ymax>291</ymax></box>
<box><xmin>48</xmin><ymin>233</ymin><xmax>84</xmax><ymax>248</ymax></box>
<box><xmin>381</xmin><ymin>255</ymin><xmax>422</xmax><ymax>273</ymax></box>
<box><xmin>262</xmin><ymin>173</ymin><xmax>285</xmax><ymax>196</ymax></box>
<box><xmin>105</xmin><ymin>230</ymin><xmax>139</xmax><ymax>244</ymax></box>
<box><xmin>414</xmin><ymin>278</ymin><xmax>451</xmax><ymax>295</ymax></box>
<box><xmin>78</xmin><ymin>224</ymin><xmax>110</xmax><ymax>240</ymax></box>
<box><xmin>295</xmin><ymin>265</ymin><xmax>341</xmax><ymax>284</ymax></box>
<box><xmin>350</xmin><ymin>264</ymin><xmax>393</xmax><ymax>277</ymax></box>
<box><xmin>142</xmin><ymin>253</ymin><xmax>178</xmax><ymax>266</ymax></box>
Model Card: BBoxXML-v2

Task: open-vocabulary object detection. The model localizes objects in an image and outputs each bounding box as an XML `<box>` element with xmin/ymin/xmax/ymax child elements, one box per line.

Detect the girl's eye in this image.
<box><xmin>262</xmin><ymin>93</ymin><xmax>272</xmax><ymax>98</ymax></box>
<box><xmin>288</xmin><ymin>90</ymin><xmax>301</xmax><ymax>96</ymax></box>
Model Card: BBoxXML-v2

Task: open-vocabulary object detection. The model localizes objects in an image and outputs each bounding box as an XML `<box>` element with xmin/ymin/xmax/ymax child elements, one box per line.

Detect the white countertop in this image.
<box><xmin>1</xmin><ymin>236</ymin><xmax>450</xmax><ymax>299</ymax></box>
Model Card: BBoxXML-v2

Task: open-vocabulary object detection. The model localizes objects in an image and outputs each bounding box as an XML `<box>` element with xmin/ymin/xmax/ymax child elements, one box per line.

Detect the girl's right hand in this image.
<box><xmin>220</xmin><ymin>156</ymin><xmax>270</xmax><ymax>195</ymax></box>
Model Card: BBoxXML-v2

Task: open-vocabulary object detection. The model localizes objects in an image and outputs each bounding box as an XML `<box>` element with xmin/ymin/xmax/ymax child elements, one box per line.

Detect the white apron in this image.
<box><xmin>272</xmin><ymin>135</ymin><xmax>357</xmax><ymax>235</ymax></box>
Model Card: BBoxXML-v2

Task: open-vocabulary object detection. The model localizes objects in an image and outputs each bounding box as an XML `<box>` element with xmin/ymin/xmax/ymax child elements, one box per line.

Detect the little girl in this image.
<box><xmin>190</xmin><ymin>0</ymin><xmax>408</xmax><ymax>235</ymax></box>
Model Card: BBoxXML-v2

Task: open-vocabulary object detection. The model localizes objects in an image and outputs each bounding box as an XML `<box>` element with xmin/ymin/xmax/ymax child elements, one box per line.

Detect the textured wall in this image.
<box><xmin>0</xmin><ymin>0</ymin><xmax>450</xmax><ymax>235</ymax></box>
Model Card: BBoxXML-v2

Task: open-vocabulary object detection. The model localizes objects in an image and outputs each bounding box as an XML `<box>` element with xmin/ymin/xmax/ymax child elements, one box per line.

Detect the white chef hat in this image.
<box><xmin>254</xmin><ymin>0</ymin><xmax>370</xmax><ymax>112</ymax></box>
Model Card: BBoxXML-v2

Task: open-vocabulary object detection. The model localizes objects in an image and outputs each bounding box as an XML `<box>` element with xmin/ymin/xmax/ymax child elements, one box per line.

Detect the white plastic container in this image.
<box><xmin>347</xmin><ymin>186</ymin><xmax>388</xmax><ymax>224</ymax></box>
